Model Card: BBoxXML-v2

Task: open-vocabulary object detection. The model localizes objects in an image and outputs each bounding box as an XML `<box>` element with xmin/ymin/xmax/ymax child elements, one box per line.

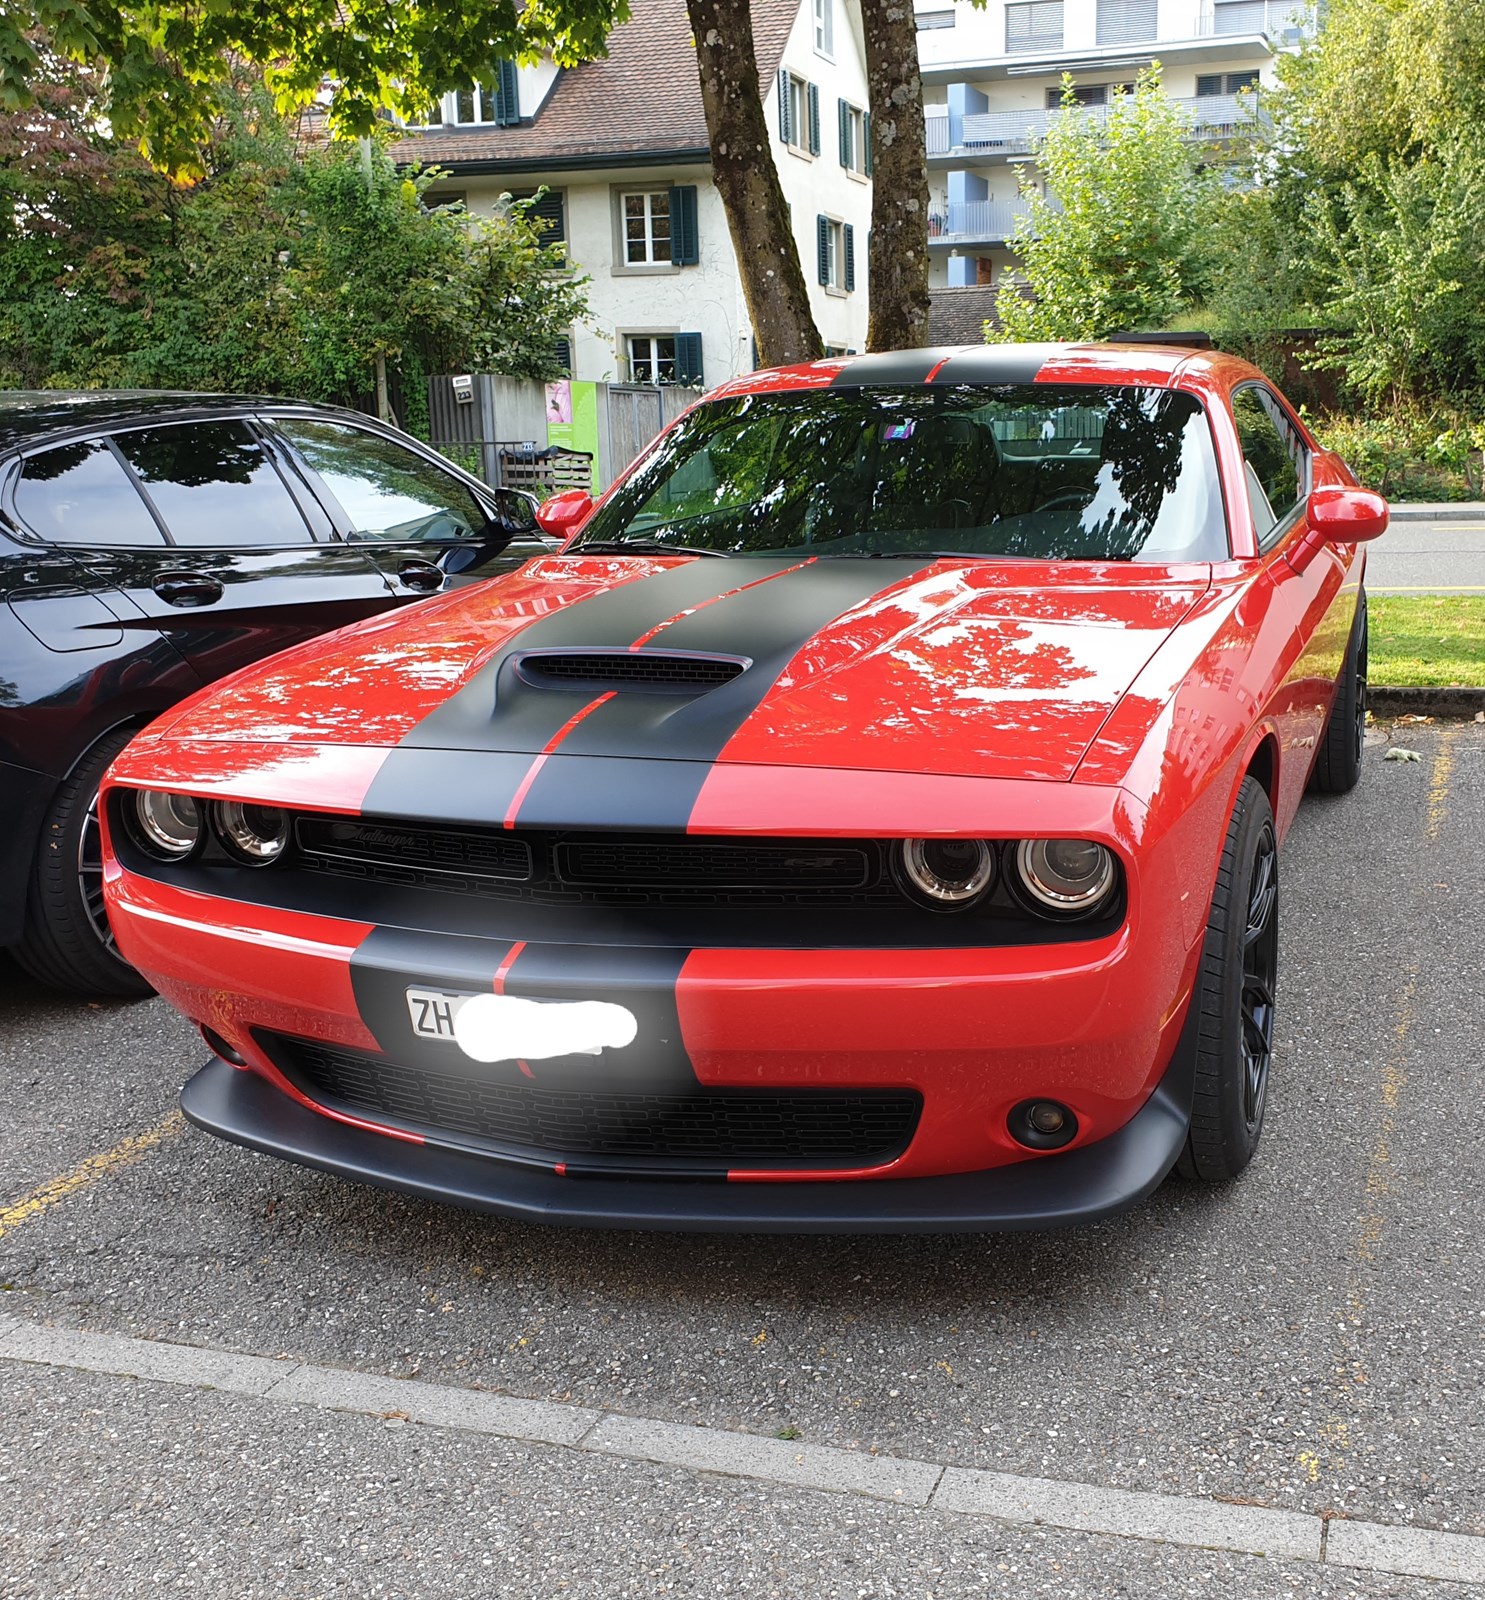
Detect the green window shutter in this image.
<box><xmin>843</xmin><ymin>222</ymin><xmax>855</xmax><ymax>292</ymax></box>
<box><xmin>808</xmin><ymin>82</ymin><xmax>821</xmax><ymax>155</ymax></box>
<box><xmin>669</xmin><ymin>185</ymin><xmax>699</xmax><ymax>266</ymax></box>
<box><xmin>675</xmin><ymin>332</ymin><xmax>704</xmax><ymax>386</ymax></box>
<box><xmin>817</xmin><ymin>214</ymin><xmax>830</xmax><ymax>285</ymax></box>
<box><xmin>496</xmin><ymin>60</ymin><xmax>520</xmax><ymax>124</ymax></box>
<box><xmin>778</xmin><ymin>69</ymin><xmax>792</xmax><ymax>144</ymax></box>
<box><xmin>838</xmin><ymin>98</ymin><xmax>851</xmax><ymax>167</ymax></box>
<box><xmin>864</xmin><ymin>110</ymin><xmax>873</xmax><ymax>175</ymax></box>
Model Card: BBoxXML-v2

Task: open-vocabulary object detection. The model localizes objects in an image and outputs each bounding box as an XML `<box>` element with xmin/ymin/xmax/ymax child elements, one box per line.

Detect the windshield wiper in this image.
<box><xmin>573</xmin><ymin>539</ymin><xmax>729</xmax><ymax>558</ymax></box>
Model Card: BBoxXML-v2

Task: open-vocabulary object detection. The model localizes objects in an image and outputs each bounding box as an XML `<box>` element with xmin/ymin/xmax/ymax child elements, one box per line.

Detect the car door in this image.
<box><xmin>1231</xmin><ymin>384</ymin><xmax>1347</xmax><ymax>832</ymax></box>
<box><xmin>39</xmin><ymin>416</ymin><xmax>400</xmax><ymax>690</ymax></box>
<box><xmin>267</xmin><ymin>414</ymin><xmax>551</xmax><ymax>599</ymax></box>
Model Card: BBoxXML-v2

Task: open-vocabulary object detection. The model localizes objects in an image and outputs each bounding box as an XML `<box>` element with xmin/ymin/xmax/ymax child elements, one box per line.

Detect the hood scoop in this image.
<box><xmin>512</xmin><ymin>649</ymin><xmax>750</xmax><ymax>694</ymax></box>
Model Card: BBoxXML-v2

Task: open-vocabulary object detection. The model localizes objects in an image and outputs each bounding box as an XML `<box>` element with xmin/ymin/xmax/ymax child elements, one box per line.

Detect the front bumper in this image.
<box><xmin>181</xmin><ymin>998</ymin><xmax>1197</xmax><ymax>1234</ymax></box>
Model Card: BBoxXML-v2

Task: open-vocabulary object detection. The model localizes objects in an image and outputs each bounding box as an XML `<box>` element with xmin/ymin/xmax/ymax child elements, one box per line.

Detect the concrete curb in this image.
<box><xmin>6</xmin><ymin>1316</ymin><xmax>1485</xmax><ymax>1583</ymax></box>
<box><xmin>1387</xmin><ymin>502</ymin><xmax>1485</xmax><ymax>521</ymax></box>
<box><xmin>1371</xmin><ymin>685</ymin><xmax>1485</xmax><ymax>719</ymax></box>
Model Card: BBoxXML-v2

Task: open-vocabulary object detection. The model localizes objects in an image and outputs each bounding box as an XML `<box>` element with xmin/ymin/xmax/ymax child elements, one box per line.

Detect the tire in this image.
<box><xmin>1309</xmin><ymin>591</ymin><xmax>1367</xmax><ymax>795</ymax></box>
<box><xmin>13</xmin><ymin>727</ymin><xmax>156</xmax><ymax>998</ymax></box>
<box><xmin>1177</xmin><ymin>775</ymin><xmax>1278</xmax><ymax>1183</ymax></box>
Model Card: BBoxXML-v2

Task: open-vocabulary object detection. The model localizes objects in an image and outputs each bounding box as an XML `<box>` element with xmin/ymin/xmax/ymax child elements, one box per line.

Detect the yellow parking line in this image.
<box><xmin>0</xmin><ymin>1111</ymin><xmax>184</xmax><ymax>1241</ymax></box>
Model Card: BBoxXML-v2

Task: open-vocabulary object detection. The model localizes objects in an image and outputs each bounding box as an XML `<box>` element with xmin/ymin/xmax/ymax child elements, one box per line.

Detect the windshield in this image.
<box><xmin>574</xmin><ymin>384</ymin><xmax>1228</xmax><ymax>562</ymax></box>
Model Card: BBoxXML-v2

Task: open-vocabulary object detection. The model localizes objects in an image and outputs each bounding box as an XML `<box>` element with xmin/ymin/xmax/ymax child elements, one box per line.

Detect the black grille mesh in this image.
<box><xmin>515</xmin><ymin>652</ymin><xmax>744</xmax><ymax>689</ymax></box>
<box><xmin>269</xmin><ymin>1034</ymin><xmax>921</xmax><ymax>1167</ymax></box>
<box><xmin>557</xmin><ymin>839</ymin><xmax>870</xmax><ymax>888</ymax></box>
<box><xmin>295</xmin><ymin>818</ymin><xmax>532</xmax><ymax>883</ymax></box>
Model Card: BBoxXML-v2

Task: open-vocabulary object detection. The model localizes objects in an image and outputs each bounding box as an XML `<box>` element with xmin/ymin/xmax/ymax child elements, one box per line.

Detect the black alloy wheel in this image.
<box><xmin>14</xmin><ymin>726</ymin><xmax>156</xmax><ymax>998</ymax></box>
<box><xmin>1178</xmin><ymin>775</ymin><xmax>1279</xmax><ymax>1182</ymax></box>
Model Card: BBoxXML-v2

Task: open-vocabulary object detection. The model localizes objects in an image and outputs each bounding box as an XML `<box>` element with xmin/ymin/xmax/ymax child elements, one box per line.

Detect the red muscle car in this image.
<box><xmin>100</xmin><ymin>344</ymin><xmax>1386</xmax><ymax>1232</ymax></box>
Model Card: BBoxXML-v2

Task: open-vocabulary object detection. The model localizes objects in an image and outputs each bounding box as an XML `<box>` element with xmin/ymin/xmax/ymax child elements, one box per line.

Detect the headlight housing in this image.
<box><xmin>211</xmin><ymin>800</ymin><xmax>290</xmax><ymax>865</ymax></box>
<box><xmin>1012</xmin><ymin>838</ymin><xmax>1117</xmax><ymax>917</ymax></box>
<box><xmin>127</xmin><ymin>789</ymin><xmax>205</xmax><ymax>862</ymax></box>
<box><xmin>895</xmin><ymin>837</ymin><xmax>997</xmax><ymax>910</ymax></box>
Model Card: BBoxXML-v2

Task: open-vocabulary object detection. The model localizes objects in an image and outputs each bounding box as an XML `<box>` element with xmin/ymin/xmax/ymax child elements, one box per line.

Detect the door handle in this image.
<box><xmin>152</xmin><ymin>573</ymin><xmax>224</xmax><ymax>607</ymax></box>
<box><xmin>396</xmin><ymin>561</ymin><xmax>445</xmax><ymax>594</ymax></box>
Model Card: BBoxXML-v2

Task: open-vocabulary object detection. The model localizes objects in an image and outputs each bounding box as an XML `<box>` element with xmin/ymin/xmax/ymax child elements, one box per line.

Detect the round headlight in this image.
<box><xmin>897</xmin><ymin>838</ymin><xmax>997</xmax><ymax>909</ymax></box>
<box><xmin>1014</xmin><ymin>838</ymin><xmax>1116</xmax><ymax>916</ymax></box>
<box><xmin>212</xmin><ymin>800</ymin><xmax>290</xmax><ymax>865</ymax></box>
<box><xmin>129</xmin><ymin>789</ymin><xmax>205</xmax><ymax>861</ymax></box>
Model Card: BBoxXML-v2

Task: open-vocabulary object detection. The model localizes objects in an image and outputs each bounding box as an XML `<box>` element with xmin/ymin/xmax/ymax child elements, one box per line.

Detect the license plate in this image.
<box><xmin>405</xmin><ymin>988</ymin><xmax>477</xmax><ymax>1041</ymax></box>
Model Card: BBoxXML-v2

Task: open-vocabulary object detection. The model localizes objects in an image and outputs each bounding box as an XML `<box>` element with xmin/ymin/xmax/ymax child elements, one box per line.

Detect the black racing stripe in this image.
<box><xmin>349</xmin><ymin>925</ymin><xmax>521</xmax><ymax>1072</ymax></box>
<box><xmin>925</xmin><ymin>343</ymin><xmax>1068</xmax><ymax>386</ymax></box>
<box><xmin>829</xmin><ymin>349</ymin><xmax>961</xmax><ymax>387</ymax></box>
<box><xmin>360</xmin><ymin>559</ymin><xmax>794</xmax><ymax>823</ymax></box>
<box><xmin>514</xmin><ymin>558</ymin><xmax>933</xmax><ymax>829</ymax></box>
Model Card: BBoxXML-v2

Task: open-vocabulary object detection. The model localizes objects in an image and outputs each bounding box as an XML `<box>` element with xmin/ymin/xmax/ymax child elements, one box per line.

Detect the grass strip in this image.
<box><xmin>1369</xmin><ymin>596</ymin><xmax>1485</xmax><ymax>688</ymax></box>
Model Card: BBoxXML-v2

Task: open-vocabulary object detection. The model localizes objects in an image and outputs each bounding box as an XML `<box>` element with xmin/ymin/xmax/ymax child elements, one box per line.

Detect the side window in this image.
<box><xmin>275</xmin><ymin>419</ymin><xmax>488</xmax><ymax>543</ymax></box>
<box><xmin>1231</xmin><ymin>386</ymin><xmax>1305</xmax><ymax>548</ymax></box>
<box><xmin>13</xmin><ymin>439</ymin><xmax>163</xmax><ymax>547</ymax></box>
<box><xmin>112</xmin><ymin>421</ymin><xmax>311</xmax><ymax>547</ymax></box>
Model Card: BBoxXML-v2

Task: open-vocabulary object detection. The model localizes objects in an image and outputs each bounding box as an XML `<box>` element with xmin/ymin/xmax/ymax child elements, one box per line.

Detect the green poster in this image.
<box><xmin>544</xmin><ymin>380</ymin><xmax>601</xmax><ymax>492</ymax></box>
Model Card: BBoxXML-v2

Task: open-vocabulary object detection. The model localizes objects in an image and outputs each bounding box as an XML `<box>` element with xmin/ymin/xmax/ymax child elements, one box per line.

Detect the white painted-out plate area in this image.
<box><xmin>405</xmin><ymin>988</ymin><xmax>639</xmax><ymax>1065</ymax></box>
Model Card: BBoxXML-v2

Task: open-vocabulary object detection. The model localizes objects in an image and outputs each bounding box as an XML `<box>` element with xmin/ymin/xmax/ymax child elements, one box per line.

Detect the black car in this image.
<box><xmin>0</xmin><ymin>391</ymin><xmax>550</xmax><ymax>997</ymax></box>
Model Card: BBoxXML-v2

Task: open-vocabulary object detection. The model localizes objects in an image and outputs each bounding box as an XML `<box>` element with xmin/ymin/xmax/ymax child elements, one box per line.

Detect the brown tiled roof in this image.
<box><xmin>926</xmin><ymin>285</ymin><xmax>1036</xmax><ymax>343</ymax></box>
<box><xmin>397</xmin><ymin>0</ymin><xmax>801</xmax><ymax>171</ymax></box>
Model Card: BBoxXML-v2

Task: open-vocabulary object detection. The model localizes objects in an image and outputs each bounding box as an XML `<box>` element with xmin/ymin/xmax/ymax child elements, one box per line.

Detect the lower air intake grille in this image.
<box><xmin>514</xmin><ymin>651</ymin><xmax>745</xmax><ymax>690</ymax></box>
<box><xmin>265</xmin><ymin>1034</ymin><xmax>921</xmax><ymax>1169</ymax></box>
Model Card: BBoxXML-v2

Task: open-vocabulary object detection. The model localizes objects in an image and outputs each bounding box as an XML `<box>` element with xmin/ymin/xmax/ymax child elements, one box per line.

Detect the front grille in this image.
<box><xmin>267</xmin><ymin>1034</ymin><xmax>922</xmax><ymax>1170</ymax></box>
<box><xmin>556</xmin><ymin>839</ymin><xmax>871</xmax><ymax>889</ymax></box>
<box><xmin>514</xmin><ymin>650</ymin><xmax>746</xmax><ymax>690</ymax></box>
<box><xmin>295</xmin><ymin>818</ymin><xmax>532</xmax><ymax>885</ymax></box>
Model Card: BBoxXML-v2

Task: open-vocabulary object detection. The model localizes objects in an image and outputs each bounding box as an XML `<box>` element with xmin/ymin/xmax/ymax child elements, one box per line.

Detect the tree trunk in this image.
<box><xmin>686</xmin><ymin>0</ymin><xmax>823</xmax><ymax>367</ymax></box>
<box><xmin>858</xmin><ymin>0</ymin><xmax>932</xmax><ymax>351</ymax></box>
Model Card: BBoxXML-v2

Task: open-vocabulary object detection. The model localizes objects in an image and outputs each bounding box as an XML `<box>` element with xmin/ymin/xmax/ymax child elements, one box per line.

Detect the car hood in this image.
<box><xmin>156</xmin><ymin>553</ymin><xmax>1211</xmax><ymax>784</ymax></box>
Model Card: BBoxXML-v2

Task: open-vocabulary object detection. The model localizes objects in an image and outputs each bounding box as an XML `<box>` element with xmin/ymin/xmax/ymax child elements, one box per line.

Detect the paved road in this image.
<box><xmin>2</xmin><ymin>724</ymin><xmax>1483</xmax><ymax>1597</ymax></box>
<box><xmin>1365</xmin><ymin>514</ymin><xmax>1485</xmax><ymax>593</ymax></box>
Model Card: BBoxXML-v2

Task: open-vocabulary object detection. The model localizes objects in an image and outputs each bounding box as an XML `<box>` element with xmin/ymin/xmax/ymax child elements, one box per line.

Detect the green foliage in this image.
<box><xmin>0</xmin><ymin>65</ymin><xmax>590</xmax><ymax>411</ymax></box>
<box><xmin>1307</xmin><ymin>408</ymin><xmax>1485</xmax><ymax>500</ymax></box>
<box><xmin>990</xmin><ymin>68</ymin><xmax>1214</xmax><ymax>343</ymax></box>
<box><xmin>2</xmin><ymin>0</ymin><xmax>629</xmax><ymax>179</ymax></box>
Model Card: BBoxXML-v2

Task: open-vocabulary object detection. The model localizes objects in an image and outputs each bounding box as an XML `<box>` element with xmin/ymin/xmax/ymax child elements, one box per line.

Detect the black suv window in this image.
<box><xmin>112</xmin><ymin>421</ymin><xmax>311</xmax><ymax>547</ymax></box>
<box><xmin>276</xmin><ymin>419</ymin><xmax>488</xmax><ymax>542</ymax></box>
<box><xmin>1232</xmin><ymin>386</ymin><xmax>1306</xmax><ymax>548</ymax></box>
<box><xmin>13</xmin><ymin>439</ymin><xmax>163</xmax><ymax>547</ymax></box>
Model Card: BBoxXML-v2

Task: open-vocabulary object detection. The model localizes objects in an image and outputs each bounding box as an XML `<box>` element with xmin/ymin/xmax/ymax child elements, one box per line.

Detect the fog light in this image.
<box><xmin>198</xmin><ymin>1024</ymin><xmax>246</xmax><ymax>1066</ymax></box>
<box><xmin>1008</xmin><ymin>1099</ymin><xmax>1079</xmax><ymax>1151</ymax></box>
<box><xmin>212</xmin><ymin>800</ymin><xmax>289</xmax><ymax>865</ymax></box>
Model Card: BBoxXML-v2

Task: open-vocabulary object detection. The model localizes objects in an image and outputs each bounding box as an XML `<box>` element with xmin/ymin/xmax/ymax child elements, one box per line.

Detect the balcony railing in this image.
<box><xmin>925</xmin><ymin>93</ymin><xmax>1267</xmax><ymax>161</ymax></box>
<box><xmin>927</xmin><ymin>198</ymin><xmax>1037</xmax><ymax>245</ymax></box>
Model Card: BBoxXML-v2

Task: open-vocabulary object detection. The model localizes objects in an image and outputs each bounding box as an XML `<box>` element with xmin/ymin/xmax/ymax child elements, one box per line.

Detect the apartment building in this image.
<box><xmin>394</xmin><ymin>0</ymin><xmax>873</xmax><ymax>389</ymax></box>
<box><xmin>915</xmin><ymin>0</ymin><xmax>1317</xmax><ymax>289</ymax></box>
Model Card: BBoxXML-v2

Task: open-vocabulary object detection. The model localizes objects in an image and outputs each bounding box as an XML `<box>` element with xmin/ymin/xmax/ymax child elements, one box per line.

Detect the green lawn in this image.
<box><xmin>1369</xmin><ymin>595</ymin><xmax>1485</xmax><ymax>687</ymax></box>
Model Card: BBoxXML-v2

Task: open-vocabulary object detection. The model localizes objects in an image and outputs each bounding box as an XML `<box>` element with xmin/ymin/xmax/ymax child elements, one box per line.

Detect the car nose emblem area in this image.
<box><xmin>452</xmin><ymin>993</ymin><xmax>639</xmax><ymax>1064</ymax></box>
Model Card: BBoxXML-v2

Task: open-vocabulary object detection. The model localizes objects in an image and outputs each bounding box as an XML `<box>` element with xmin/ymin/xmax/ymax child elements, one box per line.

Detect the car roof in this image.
<box><xmin>708</xmin><ymin>341</ymin><xmax>1255</xmax><ymax>404</ymax></box>
<box><xmin>0</xmin><ymin>390</ymin><xmax>380</xmax><ymax>454</ymax></box>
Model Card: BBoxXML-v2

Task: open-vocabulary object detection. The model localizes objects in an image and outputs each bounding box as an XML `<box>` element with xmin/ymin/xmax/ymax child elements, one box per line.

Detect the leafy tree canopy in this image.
<box><xmin>989</xmin><ymin>68</ymin><xmax>1214</xmax><ymax>343</ymax></box>
<box><xmin>2</xmin><ymin>0</ymin><xmax>629</xmax><ymax>177</ymax></box>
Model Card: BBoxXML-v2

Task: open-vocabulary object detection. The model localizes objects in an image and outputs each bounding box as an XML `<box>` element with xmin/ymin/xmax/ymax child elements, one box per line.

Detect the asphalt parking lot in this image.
<box><xmin>2</xmin><ymin>722</ymin><xmax>1483</xmax><ymax>1599</ymax></box>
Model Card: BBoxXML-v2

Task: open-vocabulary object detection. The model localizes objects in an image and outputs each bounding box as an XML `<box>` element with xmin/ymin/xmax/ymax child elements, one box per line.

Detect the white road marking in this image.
<box><xmin>4</xmin><ymin>1316</ymin><xmax>1484</xmax><ymax>1579</ymax></box>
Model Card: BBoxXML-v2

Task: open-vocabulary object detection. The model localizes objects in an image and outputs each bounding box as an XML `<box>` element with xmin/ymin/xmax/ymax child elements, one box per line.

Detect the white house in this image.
<box><xmin>914</xmin><ymin>0</ymin><xmax>1318</xmax><ymax>290</ymax></box>
<box><xmin>395</xmin><ymin>0</ymin><xmax>874</xmax><ymax>389</ymax></box>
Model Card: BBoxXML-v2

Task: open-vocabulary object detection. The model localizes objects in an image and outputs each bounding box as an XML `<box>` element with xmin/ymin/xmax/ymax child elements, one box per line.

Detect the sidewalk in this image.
<box><xmin>1386</xmin><ymin>502</ymin><xmax>1485</xmax><ymax>521</ymax></box>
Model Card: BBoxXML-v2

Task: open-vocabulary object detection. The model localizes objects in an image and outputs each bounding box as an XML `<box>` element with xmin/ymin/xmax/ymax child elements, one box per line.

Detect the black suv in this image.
<box><xmin>0</xmin><ymin>391</ymin><xmax>551</xmax><ymax>996</ymax></box>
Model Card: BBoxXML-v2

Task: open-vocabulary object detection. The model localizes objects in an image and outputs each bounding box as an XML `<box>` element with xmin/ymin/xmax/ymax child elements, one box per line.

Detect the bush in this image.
<box><xmin>1307</xmin><ymin>409</ymin><xmax>1485</xmax><ymax>500</ymax></box>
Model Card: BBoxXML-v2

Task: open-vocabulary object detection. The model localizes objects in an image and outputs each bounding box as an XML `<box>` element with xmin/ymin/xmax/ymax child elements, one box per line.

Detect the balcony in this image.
<box><xmin>925</xmin><ymin>93</ymin><xmax>1267</xmax><ymax>161</ymax></box>
<box><xmin>927</xmin><ymin>198</ymin><xmax>1037</xmax><ymax>247</ymax></box>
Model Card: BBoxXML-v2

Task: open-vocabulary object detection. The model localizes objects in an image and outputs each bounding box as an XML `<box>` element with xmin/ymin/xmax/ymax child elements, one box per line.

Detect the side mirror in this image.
<box><xmin>1307</xmin><ymin>486</ymin><xmax>1388</xmax><ymax>544</ymax></box>
<box><xmin>535</xmin><ymin>489</ymin><xmax>594</xmax><ymax>540</ymax></box>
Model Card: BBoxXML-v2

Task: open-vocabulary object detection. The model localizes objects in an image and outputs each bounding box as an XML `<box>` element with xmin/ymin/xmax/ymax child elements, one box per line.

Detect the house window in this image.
<box><xmin>778</xmin><ymin>70</ymin><xmax>822</xmax><ymax>155</ymax></box>
<box><xmin>1213</xmin><ymin>0</ymin><xmax>1265</xmax><ymax>32</ymax></box>
<box><xmin>623</xmin><ymin>192</ymin><xmax>672</xmax><ymax>265</ymax></box>
<box><xmin>1196</xmin><ymin>70</ymin><xmax>1261</xmax><ymax>95</ymax></box>
<box><xmin>626</xmin><ymin>334</ymin><xmax>704</xmax><ymax>385</ymax></box>
<box><xmin>813</xmin><ymin>0</ymin><xmax>835</xmax><ymax>56</ymax></box>
<box><xmin>508</xmin><ymin>188</ymin><xmax>566</xmax><ymax>244</ymax></box>
<box><xmin>915</xmin><ymin>9</ymin><xmax>955</xmax><ymax>27</ymax></box>
<box><xmin>838</xmin><ymin>100</ymin><xmax>870</xmax><ymax>175</ymax></box>
<box><xmin>816</xmin><ymin>215</ymin><xmax>856</xmax><ymax>292</ymax></box>
<box><xmin>1005</xmin><ymin>0</ymin><xmax>1064</xmax><ymax>52</ymax></box>
<box><xmin>1095</xmin><ymin>0</ymin><xmax>1157</xmax><ymax>46</ymax></box>
<box><xmin>413</xmin><ymin>61</ymin><xmax>520</xmax><ymax>127</ymax></box>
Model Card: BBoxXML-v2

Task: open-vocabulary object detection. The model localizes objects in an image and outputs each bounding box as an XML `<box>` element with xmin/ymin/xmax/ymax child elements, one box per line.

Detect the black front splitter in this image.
<box><xmin>181</xmin><ymin>1009</ymin><xmax>1197</xmax><ymax>1235</ymax></box>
